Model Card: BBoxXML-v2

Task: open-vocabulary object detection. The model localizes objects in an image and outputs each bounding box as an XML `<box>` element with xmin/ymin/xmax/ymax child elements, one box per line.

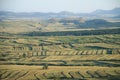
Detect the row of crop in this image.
<box><xmin>0</xmin><ymin>70</ymin><xmax>29</xmax><ymax>80</ymax></box>
<box><xmin>43</xmin><ymin>49</ymin><xmax>117</xmax><ymax>56</ymax></box>
<box><xmin>7</xmin><ymin>49</ymin><xmax>120</xmax><ymax>58</ymax></box>
<box><xmin>0</xmin><ymin>69</ymin><xmax>119</xmax><ymax>80</ymax></box>
<box><xmin>9</xmin><ymin>49</ymin><xmax>120</xmax><ymax>57</ymax></box>
<box><xmin>41</xmin><ymin>70</ymin><xmax>119</xmax><ymax>79</ymax></box>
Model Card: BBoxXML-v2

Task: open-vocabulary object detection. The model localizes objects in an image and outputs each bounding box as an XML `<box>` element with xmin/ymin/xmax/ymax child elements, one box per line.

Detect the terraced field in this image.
<box><xmin>0</xmin><ymin>54</ymin><xmax>120</xmax><ymax>66</ymax></box>
<box><xmin>0</xmin><ymin>65</ymin><xmax>120</xmax><ymax>80</ymax></box>
<box><xmin>0</xmin><ymin>34</ymin><xmax>120</xmax><ymax>80</ymax></box>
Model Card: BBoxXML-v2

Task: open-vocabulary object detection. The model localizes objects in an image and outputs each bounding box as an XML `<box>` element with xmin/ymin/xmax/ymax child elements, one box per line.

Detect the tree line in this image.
<box><xmin>23</xmin><ymin>28</ymin><xmax>120</xmax><ymax>36</ymax></box>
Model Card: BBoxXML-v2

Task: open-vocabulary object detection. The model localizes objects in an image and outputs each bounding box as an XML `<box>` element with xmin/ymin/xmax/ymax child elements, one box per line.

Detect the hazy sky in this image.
<box><xmin>0</xmin><ymin>0</ymin><xmax>120</xmax><ymax>13</ymax></box>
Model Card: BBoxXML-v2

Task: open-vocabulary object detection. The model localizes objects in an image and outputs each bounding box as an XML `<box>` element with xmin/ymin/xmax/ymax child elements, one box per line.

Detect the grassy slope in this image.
<box><xmin>1</xmin><ymin>18</ymin><xmax>120</xmax><ymax>34</ymax></box>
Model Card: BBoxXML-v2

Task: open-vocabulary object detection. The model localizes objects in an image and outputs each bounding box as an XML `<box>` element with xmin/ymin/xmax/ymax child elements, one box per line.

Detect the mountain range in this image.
<box><xmin>0</xmin><ymin>8</ymin><xmax>120</xmax><ymax>19</ymax></box>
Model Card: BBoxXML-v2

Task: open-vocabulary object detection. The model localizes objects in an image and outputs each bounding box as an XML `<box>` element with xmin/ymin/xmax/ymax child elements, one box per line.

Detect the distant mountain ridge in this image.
<box><xmin>0</xmin><ymin>8</ymin><xmax>120</xmax><ymax>19</ymax></box>
<box><xmin>91</xmin><ymin>8</ymin><xmax>120</xmax><ymax>15</ymax></box>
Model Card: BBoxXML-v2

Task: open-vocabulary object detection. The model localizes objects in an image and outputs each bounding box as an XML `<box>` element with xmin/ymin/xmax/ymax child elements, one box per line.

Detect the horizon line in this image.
<box><xmin>0</xmin><ymin>7</ymin><xmax>119</xmax><ymax>13</ymax></box>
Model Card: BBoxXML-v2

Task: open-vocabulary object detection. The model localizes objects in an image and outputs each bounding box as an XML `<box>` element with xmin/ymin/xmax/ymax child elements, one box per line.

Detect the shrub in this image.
<box><xmin>42</xmin><ymin>64</ymin><xmax>48</xmax><ymax>70</ymax></box>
